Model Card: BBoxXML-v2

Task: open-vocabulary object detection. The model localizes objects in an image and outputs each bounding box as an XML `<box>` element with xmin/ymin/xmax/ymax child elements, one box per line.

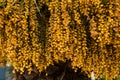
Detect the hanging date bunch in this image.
<box><xmin>0</xmin><ymin>0</ymin><xmax>120</xmax><ymax>79</ymax></box>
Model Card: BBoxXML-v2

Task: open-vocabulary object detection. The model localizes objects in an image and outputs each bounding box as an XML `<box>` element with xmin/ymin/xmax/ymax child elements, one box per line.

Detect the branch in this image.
<box><xmin>33</xmin><ymin>0</ymin><xmax>42</xmax><ymax>17</ymax></box>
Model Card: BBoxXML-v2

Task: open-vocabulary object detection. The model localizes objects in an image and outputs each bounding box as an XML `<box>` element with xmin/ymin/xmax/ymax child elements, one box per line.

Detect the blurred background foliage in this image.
<box><xmin>0</xmin><ymin>0</ymin><xmax>120</xmax><ymax>80</ymax></box>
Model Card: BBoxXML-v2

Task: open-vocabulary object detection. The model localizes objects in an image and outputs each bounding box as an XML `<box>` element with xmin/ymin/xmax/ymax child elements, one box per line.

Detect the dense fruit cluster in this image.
<box><xmin>0</xmin><ymin>0</ymin><xmax>120</xmax><ymax>79</ymax></box>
